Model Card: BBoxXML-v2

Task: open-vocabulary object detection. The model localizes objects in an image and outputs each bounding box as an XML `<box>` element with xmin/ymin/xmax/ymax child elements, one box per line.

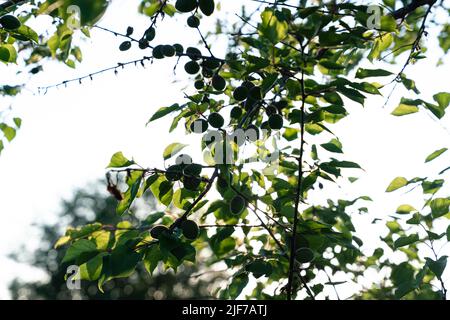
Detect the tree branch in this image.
<box><xmin>391</xmin><ymin>0</ymin><xmax>438</xmax><ymax>19</ymax></box>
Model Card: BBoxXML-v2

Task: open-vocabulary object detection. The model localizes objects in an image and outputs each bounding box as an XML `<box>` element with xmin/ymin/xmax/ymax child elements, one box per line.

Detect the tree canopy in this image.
<box><xmin>1</xmin><ymin>0</ymin><xmax>450</xmax><ymax>300</ymax></box>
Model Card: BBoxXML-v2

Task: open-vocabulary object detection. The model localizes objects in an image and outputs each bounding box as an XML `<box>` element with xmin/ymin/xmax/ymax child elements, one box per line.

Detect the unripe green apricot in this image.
<box><xmin>162</xmin><ymin>45</ymin><xmax>175</xmax><ymax>57</ymax></box>
<box><xmin>183</xmin><ymin>176</ymin><xmax>201</xmax><ymax>191</ymax></box>
<box><xmin>233</xmin><ymin>86</ymin><xmax>249</xmax><ymax>101</ymax></box>
<box><xmin>230</xmin><ymin>195</ymin><xmax>246</xmax><ymax>215</ymax></box>
<box><xmin>186</xmin><ymin>47</ymin><xmax>202</xmax><ymax>60</ymax></box>
<box><xmin>187</xmin><ymin>15</ymin><xmax>200</xmax><ymax>28</ymax></box>
<box><xmin>268</xmin><ymin>114</ymin><xmax>283</xmax><ymax>130</ymax></box>
<box><xmin>173</xmin><ymin>43</ymin><xmax>184</xmax><ymax>55</ymax></box>
<box><xmin>208</xmin><ymin>112</ymin><xmax>224</xmax><ymax>128</ymax></box>
<box><xmin>184</xmin><ymin>61</ymin><xmax>200</xmax><ymax>74</ymax></box>
<box><xmin>150</xmin><ymin>225</ymin><xmax>169</xmax><ymax>239</ymax></box>
<box><xmin>144</xmin><ymin>27</ymin><xmax>155</xmax><ymax>41</ymax></box>
<box><xmin>194</xmin><ymin>80</ymin><xmax>205</xmax><ymax>90</ymax></box>
<box><xmin>183</xmin><ymin>163</ymin><xmax>202</xmax><ymax>177</ymax></box>
<box><xmin>198</xmin><ymin>0</ymin><xmax>215</xmax><ymax>16</ymax></box>
<box><xmin>181</xmin><ymin>220</ymin><xmax>199</xmax><ymax>240</ymax></box>
<box><xmin>165</xmin><ymin>165</ymin><xmax>183</xmax><ymax>181</ymax></box>
<box><xmin>248</xmin><ymin>86</ymin><xmax>262</xmax><ymax>100</ymax></box>
<box><xmin>152</xmin><ymin>45</ymin><xmax>165</xmax><ymax>59</ymax></box>
<box><xmin>119</xmin><ymin>41</ymin><xmax>131</xmax><ymax>51</ymax></box>
<box><xmin>211</xmin><ymin>75</ymin><xmax>226</xmax><ymax>91</ymax></box>
<box><xmin>230</xmin><ymin>106</ymin><xmax>243</xmax><ymax>119</ymax></box>
<box><xmin>175</xmin><ymin>0</ymin><xmax>197</xmax><ymax>13</ymax></box>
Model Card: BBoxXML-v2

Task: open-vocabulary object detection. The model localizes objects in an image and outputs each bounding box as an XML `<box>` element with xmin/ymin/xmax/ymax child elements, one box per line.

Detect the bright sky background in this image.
<box><xmin>0</xmin><ymin>0</ymin><xmax>449</xmax><ymax>299</ymax></box>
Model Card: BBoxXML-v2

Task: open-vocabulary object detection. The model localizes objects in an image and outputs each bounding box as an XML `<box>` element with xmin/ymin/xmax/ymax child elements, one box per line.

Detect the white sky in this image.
<box><xmin>0</xmin><ymin>0</ymin><xmax>449</xmax><ymax>299</ymax></box>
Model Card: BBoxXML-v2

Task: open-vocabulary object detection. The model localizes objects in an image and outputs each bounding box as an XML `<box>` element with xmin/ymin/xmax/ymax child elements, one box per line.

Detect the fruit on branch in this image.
<box><xmin>181</xmin><ymin>220</ymin><xmax>199</xmax><ymax>240</ymax></box>
<box><xmin>175</xmin><ymin>0</ymin><xmax>198</xmax><ymax>13</ymax></box>
<box><xmin>268</xmin><ymin>114</ymin><xmax>283</xmax><ymax>130</ymax></box>
<box><xmin>126</xmin><ymin>26</ymin><xmax>134</xmax><ymax>36</ymax></box>
<box><xmin>150</xmin><ymin>225</ymin><xmax>169</xmax><ymax>239</ymax></box>
<box><xmin>183</xmin><ymin>163</ymin><xmax>202</xmax><ymax>177</ymax></box>
<box><xmin>248</xmin><ymin>86</ymin><xmax>262</xmax><ymax>100</ymax></box>
<box><xmin>190</xmin><ymin>119</ymin><xmax>208</xmax><ymax>133</ymax></box>
<box><xmin>295</xmin><ymin>248</ymin><xmax>315</xmax><ymax>263</ymax></box>
<box><xmin>202</xmin><ymin>67</ymin><xmax>214</xmax><ymax>78</ymax></box>
<box><xmin>208</xmin><ymin>112</ymin><xmax>224</xmax><ymax>128</ymax></box>
<box><xmin>152</xmin><ymin>45</ymin><xmax>165</xmax><ymax>59</ymax></box>
<box><xmin>119</xmin><ymin>41</ymin><xmax>131</xmax><ymax>51</ymax></box>
<box><xmin>230</xmin><ymin>106</ymin><xmax>243</xmax><ymax>119</ymax></box>
<box><xmin>194</xmin><ymin>80</ymin><xmax>204</xmax><ymax>90</ymax></box>
<box><xmin>144</xmin><ymin>27</ymin><xmax>155</xmax><ymax>41</ymax></box>
<box><xmin>166</xmin><ymin>165</ymin><xmax>183</xmax><ymax>181</ymax></box>
<box><xmin>230</xmin><ymin>195</ymin><xmax>246</xmax><ymax>215</ymax></box>
<box><xmin>198</xmin><ymin>0</ymin><xmax>215</xmax><ymax>16</ymax></box>
<box><xmin>211</xmin><ymin>75</ymin><xmax>226</xmax><ymax>91</ymax></box>
<box><xmin>233</xmin><ymin>86</ymin><xmax>249</xmax><ymax>101</ymax></box>
<box><xmin>202</xmin><ymin>58</ymin><xmax>220</xmax><ymax>70</ymax></box>
<box><xmin>265</xmin><ymin>105</ymin><xmax>278</xmax><ymax>116</ymax></box>
<box><xmin>184</xmin><ymin>61</ymin><xmax>200</xmax><ymax>74</ymax></box>
<box><xmin>187</xmin><ymin>15</ymin><xmax>200</xmax><ymax>28</ymax></box>
<box><xmin>162</xmin><ymin>45</ymin><xmax>175</xmax><ymax>57</ymax></box>
<box><xmin>173</xmin><ymin>43</ymin><xmax>184</xmax><ymax>55</ymax></box>
<box><xmin>0</xmin><ymin>15</ymin><xmax>21</xmax><ymax>30</ymax></box>
<box><xmin>138</xmin><ymin>39</ymin><xmax>148</xmax><ymax>49</ymax></box>
<box><xmin>186</xmin><ymin>47</ymin><xmax>202</xmax><ymax>60</ymax></box>
<box><xmin>183</xmin><ymin>176</ymin><xmax>201</xmax><ymax>191</ymax></box>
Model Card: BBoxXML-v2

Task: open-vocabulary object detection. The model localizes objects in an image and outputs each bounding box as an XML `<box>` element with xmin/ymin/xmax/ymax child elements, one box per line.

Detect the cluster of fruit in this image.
<box><xmin>150</xmin><ymin>219</ymin><xmax>199</xmax><ymax>241</ymax></box>
<box><xmin>175</xmin><ymin>0</ymin><xmax>215</xmax><ymax>16</ymax></box>
<box><xmin>165</xmin><ymin>154</ymin><xmax>203</xmax><ymax>191</ymax></box>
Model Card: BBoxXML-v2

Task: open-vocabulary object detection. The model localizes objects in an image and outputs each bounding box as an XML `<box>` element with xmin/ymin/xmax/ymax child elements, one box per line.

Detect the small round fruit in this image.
<box><xmin>119</xmin><ymin>41</ymin><xmax>131</xmax><ymax>51</ymax></box>
<box><xmin>268</xmin><ymin>114</ymin><xmax>283</xmax><ymax>130</ymax></box>
<box><xmin>194</xmin><ymin>80</ymin><xmax>204</xmax><ymax>90</ymax></box>
<box><xmin>233</xmin><ymin>86</ymin><xmax>249</xmax><ymax>101</ymax></box>
<box><xmin>245</xmin><ymin>260</ymin><xmax>272</xmax><ymax>278</ymax></box>
<box><xmin>152</xmin><ymin>45</ymin><xmax>165</xmax><ymax>59</ymax></box>
<box><xmin>138</xmin><ymin>39</ymin><xmax>148</xmax><ymax>49</ymax></box>
<box><xmin>190</xmin><ymin>119</ymin><xmax>208</xmax><ymax>133</ymax></box>
<box><xmin>202</xmin><ymin>58</ymin><xmax>220</xmax><ymax>70</ymax></box>
<box><xmin>144</xmin><ymin>27</ymin><xmax>155</xmax><ymax>41</ymax></box>
<box><xmin>176</xmin><ymin>154</ymin><xmax>193</xmax><ymax>165</ymax></box>
<box><xmin>162</xmin><ymin>45</ymin><xmax>175</xmax><ymax>57</ymax></box>
<box><xmin>183</xmin><ymin>163</ymin><xmax>202</xmax><ymax>177</ymax></box>
<box><xmin>150</xmin><ymin>225</ymin><xmax>169</xmax><ymax>239</ymax></box>
<box><xmin>211</xmin><ymin>75</ymin><xmax>226</xmax><ymax>91</ymax></box>
<box><xmin>198</xmin><ymin>0</ymin><xmax>215</xmax><ymax>16</ymax></box>
<box><xmin>242</xmin><ymin>80</ymin><xmax>255</xmax><ymax>90</ymax></box>
<box><xmin>187</xmin><ymin>15</ymin><xmax>200</xmax><ymax>28</ymax></box>
<box><xmin>202</xmin><ymin>67</ymin><xmax>214</xmax><ymax>78</ymax></box>
<box><xmin>230</xmin><ymin>195</ymin><xmax>246</xmax><ymax>215</ymax></box>
<box><xmin>186</xmin><ymin>47</ymin><xmax>202</xmax><ymax>60</ymax></box>
<box><xmin>230</xmin><ymin>106</ymin><xmax>243</xmax><ymax>119</ymax></box>
<box><xmin>175</xmin><ymin>0</ymin><xmax>197</xmax><ymax>13</ymax></box>
<box><xmin>126</xmin><ymin>26</ymin><xmax>134</xmax><ymax>36</ymax></box>
<box><xmin>183</xmin><ymin>176</ymin><xmax>201</xmax><ymax>191</ymax></box>
<box><xmin>261</xmin><ymin>121</ymin><xmax>270</xmax><ymax>130</ymax></box>
<box><xmin>165</xmin><ymin>165</ymin><xmax>183</xmax><ymax>181</ymax></box>
<box><xmin>208</xmin><ymin>112</ymin><xmax>224</xmax><ymax>128</ymax></box>
<box><xmin>181</xmin><ymin>220</ymin><xmax>199</xmax><ymax>240</ymax></box>
<box><xmin>248</xmin><ymin>86</ymin><xmax>262</xmax><ymax>100</ymax></box>
<box><xmin>173</xmin><ymin>43</ymin><xmax>184</xmax><ymax>55</ymax></box>
<box><xmin>0</xmin><ymin>15</ymin><xmax>21</xmax><ymax>30</ymax></box>
<box><xmin>296</xmin><ymin>248</ymin><xmax>315</xmax><ymax>263</ymax></box>
<box><xmin>265</xmin><ymin>105</ymin><xmax>278</xmax><ymax>116</ymax></box>
<box><xmin>184</xmin><ymin>61</ymin><xmax>200</xmax><ymax>74</ymax></box>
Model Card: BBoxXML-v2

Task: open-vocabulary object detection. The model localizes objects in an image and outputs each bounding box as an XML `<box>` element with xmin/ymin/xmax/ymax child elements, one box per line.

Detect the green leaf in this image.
<box><xmin>380</xmin><ymin>15</ymin><xmax>397</xmax><ymax>32</ymax></box>
<box><xmin>391</xmin><ymin>104</ymin><xmax>419</xmax><ymax>116</ymax></box>
<box><xmin>150</xmin><ymin>176</ymin><xmax>173</xmax><ymax>206</ymax></box>
<box><xmin>425</xmin><ymin>256</ymin><xmax>447</xmax><ymax>278</ymax></box>
<box><xmin>79</xmin><ymin>253</ymin><xmax>107</xmax><ymax>281</ymax></box>
<box><xmin>0</xmin><ymin>123</ymin><xmax>16</xmax><ymax>141</ymax></box>
<box><xmin>320</xmin><ymin>138</ymin><xmax>343</xmax><ymax>153</ymax></box>
<box><xmin>430</xmin><ymin>198</ymin><xmax>450</xmax><ymax>218</ymax></box>
<box><xmin>425</xmin><ymin>148</ymin><xmax>447</xmax><ymax>163</ymax></box>
<box><xmin>107</xmin><ymin>151</ymin><xmax>135</xmax><ymax>168</ymax></box>
<box><xmin>394</xmin><ymin>234</ymin><xmax>419</xmax><ymax>249</ymax></box>
<box><xmin>163</xmin><ymin>143</ymin><xmax>187</xmax><ymax>160</ymax></box>
<box><xmin>146</xmin><ymin>104</ymin><xmax>181</xmax><ymax>124</ymax></box>
<box><xmin>258</xmin><ymin>9</ymin><xmax>288</xmax><ymax>44</ymax></box>
<box><xmin>356</xmin><ymin>68</ymin><xmax>393</xmax><ymax>79</ymax></box>
<box><xmin>368</xmin><ymin>33</ymin><xmax>393</xmax><ymax>61</ymax></box>
<box><xmin>396</xmin><ymin>204</ymin><xmax>417</xmax><ymax>214</ymax></box>
<box><xmin>62</xmin><ymin>239</ymin><xmax>97</xmax><ymax>263</ymax></box>
<box><xmin>109</xmin><ymin>241</ymin><xmax>142</xmax><ymax>279</ymax></box>
<box><xmin>12</xmin><ymin>25</ymin><xmax>39</xmax><ymax>43</ymax></box>
<box><xmin>447</xmin><ymin>225</ymin><xmax>450</xmax><ymax>241</ymax></box>
<box><xmin>433</xmin><ymin>92</ymin><xmax>450</xmax><ymax>110</ymax></box>
<box><xmin>386</xmin><ymin>177</ymin><xmax>408</xmax><ymax>192</ymax></box>
<box><xmin>144</xmin><ymin>245</ymin><xmax>163</xmax><ymax>275</ymax></box>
